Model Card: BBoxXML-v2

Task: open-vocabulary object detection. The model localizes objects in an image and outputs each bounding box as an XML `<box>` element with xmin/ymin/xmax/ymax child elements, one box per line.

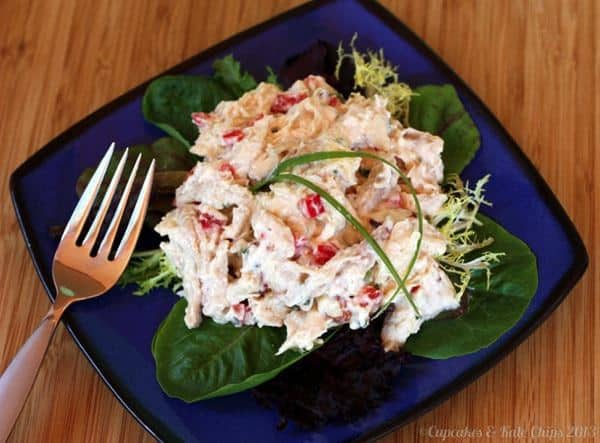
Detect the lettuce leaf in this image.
<box><xmin>152</xmin><ymin>299</ymin><xmax>307</xmax><ymax>402</ymax></box>
<box><xmin>409</xmin><ymin>84</ymin><xmax>481</xmax><ymax>177</ymax></box>
<box><xmin>142</xmin><ymin>55</ymin><xmax>257</xmax><ymax>146</ymax></box>
<box><xmin>213</xmin><ymin>54</ymin><xmax>257</xmax><ymax>97</ymax></box>
<box><xmin>265</xmin><ymin>66</ymin><xmax>281</xmax><ymax>87</ymax></box>
<box><xmin>142</xmin><ymin>76</ymin><xmax>234</xmax><ymax>146</ymax></box>
<box><xmin>405</xmin><ymin>214</ymin><xmax>538</xmax><ymax>358</ymax></box>
<box><xmin>119</xmin><ymin>249</ymin><xmax>181</xmax><ymax>296</ymax></box>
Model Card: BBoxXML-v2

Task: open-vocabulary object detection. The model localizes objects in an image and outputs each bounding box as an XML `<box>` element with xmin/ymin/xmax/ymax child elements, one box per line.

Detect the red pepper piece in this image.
<box><xmin>218</xmin><ymin>162</ymin><xmax>236</xmax><ymax>177</ymax></box>
<box><xmin>222</xmin><ymin>129</ymin><xmax>245</xmax><ymax>144</ymax></box>
<box><xmin>293</xmin><ymin>234</ymin><xmax>310</xmax><ymax>258</ymax></box>
<box><xmin>328</xmin><ymin>96</ymin><xmax>340</xmax><ymax>107</ymax></box>
<box><xmin>361</xmin><ymin>285</ymin><xmax>382</xmax><ymax>300</ymax></box>
<box><xmin>299</xmin><ymin>193</ymin><xmax>325</xmax><ymax>218</ymax></box>
<box><xmin>191</xmin><ymin>112</ymin><xmax>212</xmax><ymax>128</ymax></box>
<box><xmin>198</xmin><ymin>212</ymin><xmax>224</xmax><ymax>230</ymax></box>
<box><xmin>232</xmin><ymin>303</ymin><xmax>253</xmax><ymax>325</ymax></box>
<box><xmin>313</xmin><ymin>242</ymin><xmax>338</xmax><ymax>265</ymax></box>
<box><xmin>270</xmin><ymin>93</ymin><xmax>307</xmax><ymax>113</ymax></box>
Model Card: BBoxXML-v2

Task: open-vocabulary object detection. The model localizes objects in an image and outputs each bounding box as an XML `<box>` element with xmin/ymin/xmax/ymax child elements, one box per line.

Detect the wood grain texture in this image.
<box><xmin>0</xmin><ymin>0</ymin><xmax>596</xmax><ymax>442</ymax></box>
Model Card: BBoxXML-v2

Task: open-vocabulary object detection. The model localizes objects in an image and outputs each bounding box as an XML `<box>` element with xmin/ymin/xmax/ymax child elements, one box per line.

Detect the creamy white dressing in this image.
<box><xmin>156</xmin><ymin>75</ymin><xmax>455</xmax><ymax>353</ymax></box>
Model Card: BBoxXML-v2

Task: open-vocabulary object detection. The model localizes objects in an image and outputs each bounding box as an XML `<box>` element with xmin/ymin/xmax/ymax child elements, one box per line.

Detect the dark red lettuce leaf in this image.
<box><xmin>252</xmin><ymin>317</ymin><xmax>405</xmax><ymax>429</ymax></box>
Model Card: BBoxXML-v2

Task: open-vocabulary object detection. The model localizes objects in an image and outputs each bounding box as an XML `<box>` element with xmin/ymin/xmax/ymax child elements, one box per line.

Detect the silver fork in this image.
<box><xmin>0</xmin><ymin>144</ymin><xmax>155</xmax><ymax>441</ymax></box>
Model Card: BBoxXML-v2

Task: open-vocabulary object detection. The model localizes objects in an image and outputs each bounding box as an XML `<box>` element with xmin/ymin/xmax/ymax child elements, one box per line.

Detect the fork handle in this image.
<box><xmin>0</xmin><ymin>308</ymin><xmax>59</xmax><ymax>441</ymax></box>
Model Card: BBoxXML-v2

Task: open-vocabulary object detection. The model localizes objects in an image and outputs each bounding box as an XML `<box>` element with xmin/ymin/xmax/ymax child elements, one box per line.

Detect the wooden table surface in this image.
<box><xmin>0</xmin><ymin>1</ymin><xmax>596</xmax><ymax>442</ymax></box>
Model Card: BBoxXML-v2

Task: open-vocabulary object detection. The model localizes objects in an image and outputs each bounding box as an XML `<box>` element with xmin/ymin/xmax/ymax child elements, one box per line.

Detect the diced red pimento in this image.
<box><xmin>313</xmin><ymin>242</ymin><xmax>338</xmax><ymax>265</ymax></box>
<box><xmin>361</xmin><ymin>285</ymin><xmax>382</xmax><ymax>300</ymax></box>
<box><xmin>270</xmin><ymin>93</ymin><xmax>308</xmax><ymax>114</ymax></box>
<box><xmin>231</xmin><ymin>303</ymin><xmax>253</xmax><ymax>325</ymax></box>
<box><xmin>232</xmin><ymin>303</ymin><xmax>245</xmax><ymax>317</ymax></box>
<box><xmin>198</xmin><ymin>212</ymin><xmax>224</xmax><ymax>230</ymax></box>
<box><xmin>333</xmin><ymin>296</ymin><xmax>352</xmax><ymax>322</ymax></box>
<box><xmin>410</xmin><ymin>285</ymin><xmax>420</xmax><ymax>294</ymax></box>
<box><xmin>299</xmin><ymin>193</ymin><xmax>325</xmax><ymax>218</ymax></box>
<box><xmin>218</xmin><ymin>162</ymin><xmax>236</xmax><ymax>177</ymax></box>
<box><xmin>357</xmin><ymin>284</ymin><xmax>382</xmax><ymax>307</ymax></box>
<box><xmin>293</xmin><ymin>234</ymin><xmax>310</xmax><ymax>258</ymax></box>
<box><xmin>222</xmin><ymin>129</ymin><xmax>245</xmax><ymax>144</ymax></box>
<box><xmin>328</xmin><ymin>96</ymin><xmax>340</xmax><ymax>107</ymax></box>
<box><xmin>191</xmin><ymin>112</ymin><xmax>212</xmax><ymax>128</ymax></box>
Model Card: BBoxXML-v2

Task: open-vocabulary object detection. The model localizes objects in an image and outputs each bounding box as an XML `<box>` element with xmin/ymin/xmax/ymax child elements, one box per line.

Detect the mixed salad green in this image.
<box><xmin>78</xmin><ymin>40</ymin><xmax>537</xmax><ymax>402</ymax></box>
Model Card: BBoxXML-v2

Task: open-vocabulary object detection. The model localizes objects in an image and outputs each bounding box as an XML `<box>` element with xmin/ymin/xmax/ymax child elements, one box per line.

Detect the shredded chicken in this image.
<box><xmin>156</xmin><ymin>75</ymin><xmax>456</xmax><ymax>353</ymax></box>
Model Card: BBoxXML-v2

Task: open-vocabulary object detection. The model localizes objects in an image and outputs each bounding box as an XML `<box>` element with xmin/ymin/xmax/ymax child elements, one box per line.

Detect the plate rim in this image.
<box><xmin>8</xmin><ymin>0</ymin><xmax>589</xmax><ymax>442</ymax></box>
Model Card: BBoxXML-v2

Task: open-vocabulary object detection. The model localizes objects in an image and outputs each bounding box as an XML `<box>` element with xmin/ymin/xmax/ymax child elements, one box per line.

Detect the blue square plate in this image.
<box><xmin>10</xmin><ymin>0</ymin><xmax>588</xmax><ymax>441</ymax></box>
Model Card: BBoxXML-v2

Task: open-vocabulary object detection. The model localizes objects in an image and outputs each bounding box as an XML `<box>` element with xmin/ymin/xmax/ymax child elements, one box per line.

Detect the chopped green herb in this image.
<box><xmin>60</xmin><ymin>286</ymin><xmax>75</xmax><ymax>297</ymax></box>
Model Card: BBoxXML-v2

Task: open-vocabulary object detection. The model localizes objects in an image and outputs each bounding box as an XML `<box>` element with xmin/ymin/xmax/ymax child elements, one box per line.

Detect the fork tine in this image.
<box><xmin>114</xmin><ymin>159</ymin><xmax>155</xmax><ymax>260</ymax></box>
<box><xmin>97</xmin><ymin>153</ymin><xmax>142</xmax><ymax>257</ymax></box>
<box><xmin>81</xmin><ymin>148</ymin><xmax>129</xmax><ymax>249</ymax></box>
<box><xmin>62</xmin><ymin>143</ymin><xmax>115</xmax><ymax>241</ymax></box>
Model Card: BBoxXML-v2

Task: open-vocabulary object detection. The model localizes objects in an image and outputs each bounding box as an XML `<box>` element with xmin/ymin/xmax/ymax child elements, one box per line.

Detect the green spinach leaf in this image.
<box><xmin>142</xmin><ymin>55</ymin><xmax>257</xmax><ymax>146</ymax></box>
<box><xmin>152</xmin><ymin>299</ymin><xmax>308</xmax><ymax>401</ymax></box>
<box><xmin>213</xmin><ymin>54</ymin><xmax>257</xmax><ymax>97</ymax></box>
<box><xmin>409</xmin><ymin>84</ymin><xmax>480</xmax><ymax>176</ymax></box>
<box><xmin>404</xmin><ymin>214</ymin><xmax>538</xmax><ymax>358</ymax></box>
<box><xmin>142</xmin><ymin>76</ymin><xmax>234</xmax><ymax>146</ymax></box>
<box><xmin>265</xmin><ymin>66</ymin><xmax>281</xmax><ymax>87</ymax></box>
